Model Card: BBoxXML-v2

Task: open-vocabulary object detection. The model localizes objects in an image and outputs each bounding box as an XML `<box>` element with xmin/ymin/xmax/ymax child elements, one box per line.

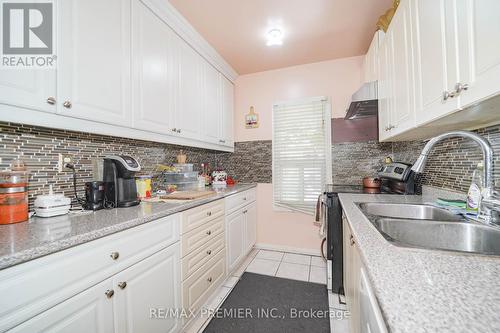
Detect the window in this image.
<box><xmin>272</xmin><ymin>97</ymin><xmax>332</xmax><ymax>215</ymax></box>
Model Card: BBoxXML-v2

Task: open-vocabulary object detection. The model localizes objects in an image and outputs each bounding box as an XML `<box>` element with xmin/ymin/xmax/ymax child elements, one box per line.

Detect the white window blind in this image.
<box><xmin>272</xmin><ymin>97</ymin><xmax>331</xmax><ymax>215</ymax></box>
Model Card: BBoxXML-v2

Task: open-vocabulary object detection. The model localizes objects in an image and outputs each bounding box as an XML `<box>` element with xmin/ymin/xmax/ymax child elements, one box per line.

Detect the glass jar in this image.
<box><xmin>0</xmin><ymin>160</ymin><xmax>29</xmax><ymax>224</ymax></box>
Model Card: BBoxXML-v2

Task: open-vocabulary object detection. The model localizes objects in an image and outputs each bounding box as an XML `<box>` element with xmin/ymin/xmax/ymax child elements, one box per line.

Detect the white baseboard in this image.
<box><xmin>254</xmin><ymin>243</ymin><xmax>321</xmax><ymax>256</ymax></box>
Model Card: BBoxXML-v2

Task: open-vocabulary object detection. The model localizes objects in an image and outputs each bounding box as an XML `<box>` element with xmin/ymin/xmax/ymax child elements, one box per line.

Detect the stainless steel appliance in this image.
<box><xmin>323</xmin><ymin>162</ymin><xmax>416</xmax><ymax>298</ymax></box>
<box><xmin>103</xmin><ymin>155</ymin><xmax>141</xmax><ymax>208</ymax></box>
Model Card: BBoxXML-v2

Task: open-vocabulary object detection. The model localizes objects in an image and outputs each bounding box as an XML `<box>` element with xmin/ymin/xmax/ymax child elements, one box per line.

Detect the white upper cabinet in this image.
<box><xmin>378</xmin><ymin>0</ymin><xmax>500</xmax><ymax>141</ymax></box>
<box><xmin>0</xmin><ymin>69</ymin><xmax>56</xmax><ymax>114</ymax></box>
<box><xmin>388</xmin><ymin>0</ymin><xmax>415</xmax><ymax>135</ymax></box>
<box><xmin>364</xmin><ymin>31</ymin><xmax>384</xmax><ymax>83</ymax></box>
<box><xmin>411</xmin><ymin>0</ymin><xmax>459</xmax><ymax>125</ymax></box>
<box><xmin>176</xmin><ymin>36</ymin><xmax>203</xmax><ymax>141</ymax></box>
<box><xmin>202</xmin><ymin>61</ymin><xmax>223</xmax><ymax>144</ymax></box>
<box><xmin>58</xmin><ymin>0</ymin><xmax>132</xmax><ymax>126</ymax></box>
<box><xmin>221</xmin><ymin>75</ymin><xmax>235</xmax><ymax>146</ymax></box>
<box><xmin>377</xmin><ymin>31</ymin><xmax>393</xmax><ymax>142</ymax></box>
<box><xmin>456</xmin><ymin>0</ymin><xmax>500</xmax><ymax>108</ymax></box>
<box><xmin>132</xmin><ymin>0</ymin><xmax>176</xmax><ymax>134</ymax></box>
<box><xmin>0</xmin><ymin>0</ymin><xmax>236</xmax><ymax>151</ymax></box>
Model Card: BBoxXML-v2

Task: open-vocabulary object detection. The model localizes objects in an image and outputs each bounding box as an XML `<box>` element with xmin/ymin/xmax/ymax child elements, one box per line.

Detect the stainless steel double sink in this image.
<box><xmin>357</xmin><ymin>202</ymin><xmax>500</xmax><ymax>256</ymax></box>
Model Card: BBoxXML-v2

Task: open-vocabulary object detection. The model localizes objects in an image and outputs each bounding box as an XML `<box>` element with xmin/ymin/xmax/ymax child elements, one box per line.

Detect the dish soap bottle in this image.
<box><xmin>466</xmin><ymin>162</ymin><xmax>484</xmax><ymax>215</ymax></box>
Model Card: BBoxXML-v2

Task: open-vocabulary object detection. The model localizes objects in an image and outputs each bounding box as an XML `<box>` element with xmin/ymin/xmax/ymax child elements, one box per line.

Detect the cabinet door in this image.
<box><xmin>58</xmin><ymin>0</ymin><xmax>132</xmax><ymax>126</ymax></box>
<box><xmin>388</xmin><ymin>0</ymin><xmax>416</xmax><ymax>136</ymax></box>
<box><xmin>113</xmin><ymin>244</ymin><xmax>181</xmax><ymax>333</ymax></box>
<box><xmin>457</xmin><ymin>0</ymin><xmax>500</xmax><ymax>108</ymax></box>
<box><xmin>226</xmin><ymin>210</ymin><xmax>245</xmax><ymax>273</ymax></box>
<box><xmin>412</xmin><ymin>0</ymin><xmax>459</xmax><ymax>125</ymax></box>
<box><xmin>176</xmin><ymin>37</ymin><xmax>202</xmax><ymax>140</ymax></box>
<box><xmin>360</xmin><ymin>268</ymin><xmax>388</xmax><ymax>333</ymax></box>
<box><xmin>244</xmin><ymin>202</ymin><xmax>257</xmax><ymax>254</ymax></box>
<box><xmin>220</xmin><ymin>75</ymin><xmax>234</xmax><ymax>147</ymax></box>
<box><xmin>377</xmin><ymin>33</ymin><xmax>393</xmax><ymax>142</ymax></box>
<box><xmin>364</xmin><ymin>33</ymin><xmax>379</xmax><ymax>82</ymax></box>
<box><xmin>202</xmin><ymin>61</ymin><xmax>222</xmax><ymax>144</ymax></box>
<box><xmin>132</xmin><ymin>0</ymin><xmax>176</xmax><ymax>134</ymax></box>
<box><xmin>10</xmin><ymin>279</ymin><xmax>114</xmax><ymax>333</ymax></box>
<box><xmin>0</xmin><ymin>69</ymin><xmax>56</xmax><ymax>113</ymax></box>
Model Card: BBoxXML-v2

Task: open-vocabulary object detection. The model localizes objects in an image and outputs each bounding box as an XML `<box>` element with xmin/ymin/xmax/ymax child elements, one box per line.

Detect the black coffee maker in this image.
<box><xmin>103</xmin><ymin>155</ymin><xmax>141</xmax><ymax>208</ymax></box>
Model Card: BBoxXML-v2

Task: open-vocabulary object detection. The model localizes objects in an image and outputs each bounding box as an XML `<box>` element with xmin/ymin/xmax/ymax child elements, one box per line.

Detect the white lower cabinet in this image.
<box><xmin>11</xmin><ymin>244</ymin><xmax>181</xmax><ymax>333</ymax></box>
<box><xmin>113</xmin><ymin>244</ymin><xmax>181</xmax><ymax>333</ymax></box>
<box><xmin>10</xmin><ymin>279</ymin><xmax>115</xmax><ymax>333</ymax></box>
<box><xmin>226</xmin><ymin>209</ymin><xmax>246</xmax><ymax>273</ymax></box>
<box><xmin>244</xmin><ymin>202</ymin><xmax>257</xmax><ymax>254</ymax></box>
<box><xmin>343</xmin><ymin>215</ymin><xmax>386</xmax><ymax>333</ymax></box>
<box><xmin>225</xmin><ymin>189</ymin><xmax>257</xmax><ymax>274</ymax></box>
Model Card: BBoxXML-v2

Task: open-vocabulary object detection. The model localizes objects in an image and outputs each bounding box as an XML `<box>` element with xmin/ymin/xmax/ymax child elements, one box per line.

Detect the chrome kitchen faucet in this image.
<box><xmin>410</xmin><ymin>131</ymin><xmax>500</xmax><ymax>224</ymax></box>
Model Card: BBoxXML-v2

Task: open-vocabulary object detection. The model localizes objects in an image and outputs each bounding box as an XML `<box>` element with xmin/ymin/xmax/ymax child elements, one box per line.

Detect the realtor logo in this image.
<box><xmin>1</xmin><ymin>1</ymin><xmax>55</xmax><ymax>68</ymax></box>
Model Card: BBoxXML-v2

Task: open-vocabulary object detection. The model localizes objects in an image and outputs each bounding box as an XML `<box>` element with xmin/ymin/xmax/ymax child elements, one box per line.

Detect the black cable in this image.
<box><xmin>65</xmin><ymin>163</ymin><xmax>86</xmax><ymax>208</ymax></box>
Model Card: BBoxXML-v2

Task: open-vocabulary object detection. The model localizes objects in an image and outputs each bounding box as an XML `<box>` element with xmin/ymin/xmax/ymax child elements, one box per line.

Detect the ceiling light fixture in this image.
<box><xmin>266</xmin><ymin>28</ymin><xmax>283</xmax><ymax>46</ymax></box>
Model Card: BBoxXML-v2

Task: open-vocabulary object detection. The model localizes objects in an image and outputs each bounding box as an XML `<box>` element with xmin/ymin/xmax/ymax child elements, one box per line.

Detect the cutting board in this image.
<box><xmin>160</xmin><ymin>190</ymin><xmax>216</xmax><ymax>200</ymax></box>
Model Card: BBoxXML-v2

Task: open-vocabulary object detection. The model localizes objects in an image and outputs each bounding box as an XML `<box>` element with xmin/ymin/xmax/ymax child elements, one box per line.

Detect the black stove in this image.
<box><xmin>323</xmin><ymin>162</ymin><xmax>416</xmax><ymax>296</ymax></box>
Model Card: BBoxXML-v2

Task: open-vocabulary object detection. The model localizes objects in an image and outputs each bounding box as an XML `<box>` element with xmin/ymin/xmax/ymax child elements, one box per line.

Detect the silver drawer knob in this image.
<box><xmin>46</xmin><ymin>97</ymin><xmax>56</xmax><ymax>105</ymax></box>
<box><xmin>105</xmin><ymin>289</ymin><xmax>114</xmax><ymax>298</ymax></box>
<box><xmin>63</xmin><ymin>100</ymin><xmax>72</xmax><ymax>108</ymax></box>
<box><xmin>207</xmin><ymin>211</ymin><xmax>212</xmax><ymax>216</ymax></box>
<box><xmin>207</xmin><ymin>277</ymin><xmax>213</xmax><ymax>283</ymax></box>
<box><xmin>171</xmin><ymin>128</ymin><xmax>177</xmax><ymax>132</ymax></box>
<box><xmin>110</xmin><ymin>252</ymin><xmax>120</xmax><ymax>260</ymax></box>
<box><xmin>206</xmin><ymin>230</ymin><xmax>212</xmax><ymax>235</ymax></box>
<box><xmin>207</xmin><ymin>250</ymin><xmax>212</xmax><ymax>255</ymax></box>
<box><xmin>442</xmin><ymin>90</ymin><xmax>456</xmax><ymax>101</ymax></box>
<box><xmin>454</xmin><ymin>82</ymin><xmax>469</xmax><ymax>94</ymax></box>
<box><xmin>118</xmin><ymin>281</ymin><xmax>127</xmax><ymax>290</ymax></box>
<box><xmin>176</xmin><ymin>129</ymin><xmax>182</xmax><ymax>133</ymax></box>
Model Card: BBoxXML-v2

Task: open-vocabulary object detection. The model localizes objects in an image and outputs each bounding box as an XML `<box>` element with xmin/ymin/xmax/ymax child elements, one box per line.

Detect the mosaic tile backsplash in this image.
<box><xmin>1</xmin><ymin>121</ymin><xmax>499</xmax><ymax>209</ymax></box>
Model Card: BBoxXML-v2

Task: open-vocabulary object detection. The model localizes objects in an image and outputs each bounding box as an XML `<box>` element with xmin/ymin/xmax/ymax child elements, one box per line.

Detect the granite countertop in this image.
<box><xmin>339</xmin><ymin>193</ymin><xmax>500</xmax><ymax>333</ymax></box>
<box><xmin>0</xmin><ymin>184</ymin><xmax>256</xmax><ymax>271</ymax></box>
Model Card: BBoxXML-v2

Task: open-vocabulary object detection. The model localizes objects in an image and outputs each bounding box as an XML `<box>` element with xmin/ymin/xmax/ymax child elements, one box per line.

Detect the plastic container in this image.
<box><xmin>173</xmin><ymin>164</ymin><xmax>194</xmax><ymax>172</ymax></box>
<box><xmin>163</xmin><ymin>171</ymin><xmax>198</xmax><ymax>183</ymax></box>
<box><xmin>135</xmin><ymin>175</ymin><xmax>152</xmax><ymax>199</ymax></box>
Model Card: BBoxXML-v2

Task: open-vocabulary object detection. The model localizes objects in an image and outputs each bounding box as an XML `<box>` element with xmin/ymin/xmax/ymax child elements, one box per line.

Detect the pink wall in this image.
<box><xmin>234</xmin><ymin>56</ymin><xmax>364</xmax><ymax>142</ymax></box>
<box><xmin>234</xmin><ymin>56</ymin><xmax>364</xmax><ymax>252</ymax></box>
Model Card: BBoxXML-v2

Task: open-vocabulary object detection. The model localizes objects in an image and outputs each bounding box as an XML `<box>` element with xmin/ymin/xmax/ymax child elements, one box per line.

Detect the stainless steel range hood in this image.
<box><xmin>344</xmin><ymin>81</ymin><xmax>378</xmax><ymax>120</ymax></box>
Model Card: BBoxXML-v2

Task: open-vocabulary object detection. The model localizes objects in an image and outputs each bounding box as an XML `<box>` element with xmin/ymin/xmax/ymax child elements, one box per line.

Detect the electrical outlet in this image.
<box><xmin>57</xmin><ymin>154</ymin><xmax>72</xmax><ymax>172</ymax></box>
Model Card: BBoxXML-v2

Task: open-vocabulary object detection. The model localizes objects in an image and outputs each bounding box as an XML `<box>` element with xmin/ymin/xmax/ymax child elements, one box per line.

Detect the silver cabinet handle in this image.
<box><xmin>454</xmin><ymin>82</ymin><xmax>469</xmax><ymax>94</ymax></box>
<box><xmin>219</xmin><ymin>139</ymin><xmax>226</xmax><ymax>143</ymax></box>
<box><xmin>442</xmin><ymin>90</ymin><xmax>456</xmax><ymax>101</ymax></box>
<box><xmin>206</xmin><ymin>250</ymin><xmax>212</xmax><ymax>255</ymax></box>
<box><xmin>118</xmin><ymin>281</ymin><xmax>127</xmax><ymax>290</ymax></box>
<box><xmin>207</xmin><ymin>277</ymin><xmax>213</xmax><ymax>283</ymax></box>
<box><xmin>171</xmin><ymin>128</ymin><xmax>177</xmax><ymax>132</ymax></box>
<box><xmin>63</xmin><ymin>101</ymin><xmax>72</xmax><ymax>108</ymax></box>
<box><xmin>47</xmin><ymin>97</ymin><xmax>56</xmax><ymax>105</ymax></box>
<box><xmin>206</xmin><ymin>230</ymin><xmax>212</xmax><ymax>235</ymax></box>
<box><xmin>243</xmin><ymin>209</ymin><xmax>248</xmax><ymax>214</ymax></box>
<box><xmin>176</xmin><ymin>129</ymin><xmax>182</xmax><ymax>133</ymax></box>
<box><xmin>105</xmin><ymin>289</ymin><xmax>114</xmax><ymax>298</ymax></box>
<box><xmin>206</xmin><ymin>211</ymin><xmax>212</xmax><ymax>217</ymax></box>
<box><xmin>110</xmin><ymin>252</ymin><xmax>120</xmax><ymax>260</ymax></box>
<box><xmin>243</xmin><ymin>197</ymin><xmax>247</xmax><ymax>201</ymax></box>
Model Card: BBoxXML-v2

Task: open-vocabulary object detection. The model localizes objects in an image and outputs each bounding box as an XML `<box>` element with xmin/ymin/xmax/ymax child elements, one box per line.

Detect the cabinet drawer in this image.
<box><xmin>181</xmin><ymin>200</ymin><xmax>224</xmax><ymax>234</ymax></box>
<box><xmin>181</xmin><ymin>233</ymin><xmax>225</xmax><ymax>280</ymax></box>
<box><xmin>182</xmin><ymin>249</ymin><xmax>225</xmax><ymax>312</ymax></box>
<box><xmin>181</xmin><ymin>217</ymin><xmax>224</xmax><ymax>257</ymax></box>
<box><xmin>225</xmin><ymin>188</ymin><xmax>256</xmax><ymax>214</ymax></box>
<box><xmin>0</xmin><ymin>214</ymin><xmax>180</xmax><ymax>331</ymax></box>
